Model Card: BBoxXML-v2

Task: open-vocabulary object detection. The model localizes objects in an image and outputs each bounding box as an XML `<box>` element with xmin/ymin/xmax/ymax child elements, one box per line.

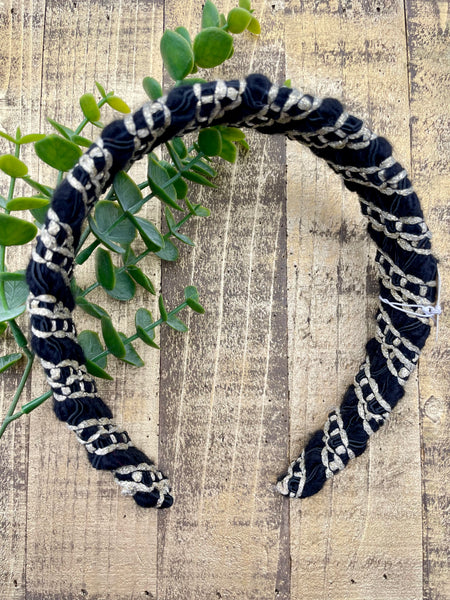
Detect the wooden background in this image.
<box><xmin>0</xmin><ymin>1</ymin><xmax>448</xmax><ymax>599</ymax></box>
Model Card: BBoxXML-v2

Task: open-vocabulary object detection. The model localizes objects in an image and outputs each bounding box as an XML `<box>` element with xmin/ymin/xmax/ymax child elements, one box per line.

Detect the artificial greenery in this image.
<box><xmin>0</xmin><ymin>0</ymin><xmax>260</xmax><ymax>439</ymax></box>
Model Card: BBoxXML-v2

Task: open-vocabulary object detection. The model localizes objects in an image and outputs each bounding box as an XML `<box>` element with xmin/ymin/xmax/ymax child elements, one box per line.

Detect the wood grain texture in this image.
<box><xmin>0</xmin><ymin>1</ymin><xmax>447</xmax><ymax>599</ymax></box>
<box><xmin>405</xmin><ymin>2</ymin><xmax>450</xmax><ymax>599</ymax></box>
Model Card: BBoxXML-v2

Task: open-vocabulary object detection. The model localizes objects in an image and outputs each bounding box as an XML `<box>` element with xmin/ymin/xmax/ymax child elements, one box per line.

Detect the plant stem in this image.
<box><xmin>0</xmin><ymin>347</ymin><xmax>34</xmax><ymax>439</ymax></box>
<box><xmin>92</xmin><ymin>300</ymin><xmax>188</xmax><ymax>363</ymax></box>
<box><xmin>79</xmin><ymin>212</ymin><xmax>194</xmax><ymax>299</ymax></box>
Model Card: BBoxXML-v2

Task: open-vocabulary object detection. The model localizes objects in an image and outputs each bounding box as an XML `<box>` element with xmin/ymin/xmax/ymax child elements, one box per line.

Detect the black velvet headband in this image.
<box><xmin>26</xmin><ymin>74</ymin><xmax>440</xmax><ymax>509</ymax></box>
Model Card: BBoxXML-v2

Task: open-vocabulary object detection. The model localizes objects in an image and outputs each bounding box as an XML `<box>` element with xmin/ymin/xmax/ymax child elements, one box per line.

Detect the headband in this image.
<box><xmin>26</xmin><ymin>74</ymin><xmax>440</xmax><ymax>509</ymax></box>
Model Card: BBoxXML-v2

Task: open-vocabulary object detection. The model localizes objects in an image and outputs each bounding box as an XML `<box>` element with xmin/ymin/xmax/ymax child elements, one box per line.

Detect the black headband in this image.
<box><xmin>26</xmin><ymin>74</ymin><xmax>439</xmax><ymax>509</ymax></box>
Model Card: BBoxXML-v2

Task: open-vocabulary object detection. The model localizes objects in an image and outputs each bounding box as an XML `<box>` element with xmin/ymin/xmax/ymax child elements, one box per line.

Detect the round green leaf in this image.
<box><xmin>106</xmin><ymin>96</ymin><xmax>131</xmax><ymax>114</ymax></box>
<box><xmin>198</xmin><ymin>127</ymin><xmax>222</xmax><ymax>156</ymax></box>
<box><xmin>85</xmin><ymin>359</ymin><xmax>113</xmax><ymax>380</ymax></box>
<box><xmin>148</xmin><ymin>156</ymin><xmax>182</xmax><ymax>210</ymax></box>
<box><xmin>113</xmin><ymin>171</ymin><xmax>143</xmax><ymax>212</ymax></box>
<box><xmin>156</xmin><ymin>239</ymin><xmax>178</xmax><ymax>262</ymax></box>
<box><xmin>94</xmin><ymin>200</ymin><xmax>136</xmax><ymax>246</ymax></box>
<box><xmin>175</xmin><ymin>27</ymin><xmax>191</xmax><ymax>44</ymax></box>
<box><xmin>135</xmin><ymin>308</ymin><xmax>159</xmax><ymax>348</ymax></box>
<box><xmin>227</xmin><ymin>7</ymin><xmax>252</xmax><ymax>33</ymax></box>
<box><xmin>118</xmin><ymin>333</ymin><xmax>145</xmax><ymax>367</ymax></box>
<box><xmin>78</xmin><ymin>330</ymin><xmax>107</xmax><ymax>368</ymax></box>
<box><xmin>143</xmin><ymin>77</ymin><xmax>163</xmax><ymax>100</ymax></box>
<box><xmin>166</xmin><ymin>315</ymin><xmax>188</xmax><ymax>332</ymax></box>
<box><xmin>160</xmin><ymin>30</ymin><xmax>194</xmax><ymax>81</ymax></box>
<box><xmin>202</xmin><ymin>0</ymin><xmax>220</xmax><ymax>28</ymax></box>
<box><xmin>247</xmin><ymin>16</ymin><xmax>261</xmax><ymax>34</ymax></box>
<box><xmin>6</xmin><ymin>196</ymin><xmax>50</xmax><ymax>211</ymax></box>
<box><xmin>126</xmin><ymin>265</ymin><xmax>155</xmax><ymax>295</ymax></box>
<box><xmin>164</xmin><ymin>164</ymin><xmax>188</xmax><ymax>199</ymax></box>
<box><xmin>0</xmin><ymin>154</ymin><xmax>28</xmax><ymax>178</ymax></box>
<box><xmin>0</xmin><ymin>352</ymin><xmax>23</xmax><ymax>374</ymax></box>
<box><xmin>0</xmin><ymin>213</ymin><xmax>37</xmax><ymax>246</ymax></box>
<box><xmin>101</xmin><ymin>316</ymin><xmax>126</xmax><ymax>358</ymax></box>
<box><xmin>76</xmin><ymin>296</ymin><xmax>109</xmax><ymax>320</ymax></box>
<box><xmin>193</xmin><ymin>27</ymin><xmax>233</xmax><ymax>69</ymax></box>
<box><xmin>95</xmin><ymin>247</ymin><xmax>116</xmax><ymax>290</ymax></box>
<box><xmin>239</xmin><ymin>0</ymin><xmax>251</xmax><ymax>9</ymax></box>
<box><xmin>128</xmin><ymin>214</ymin><xmax>164</xmax><ymax>252</ymax></box>
<box><xmin>95</xmin><ymin>82</ymin><xmax>107</xmax><ymax>98</ymax></box>
<box><xmin>104</xmin><ymin>269</ymin><xmax>136</xmax><ymax>301</ymax></box>
<box><xmin>34</xmin><ymin>134</ymin><xmax>82</xmax><ymax>171</ymax></box>
<box><xmin>80</xmin><ymin>93</ymin><xmax>101</xmax><ymax>123</ymax></box>
<box><xmin>18</xmin><ymin>134</ymin><xmax>46</xmax><ymax>145</ymax></box>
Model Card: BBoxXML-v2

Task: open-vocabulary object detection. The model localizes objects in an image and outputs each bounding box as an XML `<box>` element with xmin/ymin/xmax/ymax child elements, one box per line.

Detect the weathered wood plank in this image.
<box><xmin>285</xmin><ymin>1</ymin><xmax>425</xmax><ymax>598</ymax></box>
<box><xmin>158</xmin><ymin>2</ymin><xmax>290</xmax><ymax>598</ymax></box>
<box><xmin>1</xmin><ymin>1</ymin><xmax>163</xmax><ymax>599</ymax></box>
<box><xmin>405</xmin><ymin>2</ymin><xmax>450</xmax><ymax>599</ymax></box>
<box><xmin>0</xmin><ymin>1</ymin><xmax>47</xmax><ymax>598</ymax></box>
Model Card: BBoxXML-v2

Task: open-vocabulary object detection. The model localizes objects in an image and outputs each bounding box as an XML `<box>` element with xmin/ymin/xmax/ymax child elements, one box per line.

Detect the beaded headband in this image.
<box><xmin>26</xmin><ymin>74</ymin><xmax>440</xmax><ymax>509</ymax></box>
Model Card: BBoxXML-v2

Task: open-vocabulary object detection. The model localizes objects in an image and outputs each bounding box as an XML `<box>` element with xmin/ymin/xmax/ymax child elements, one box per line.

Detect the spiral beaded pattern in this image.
<box><xmin>26</xmin><ymin>74</ymin><xmax>438</xmax><ymax>507</ymax></box>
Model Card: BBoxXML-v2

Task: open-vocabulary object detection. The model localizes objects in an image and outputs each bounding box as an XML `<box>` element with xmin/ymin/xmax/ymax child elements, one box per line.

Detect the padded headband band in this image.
<box><xmin>26</xmin><ymin>74</ymin><xmax>439</xmax><ymax>509</ymax></box>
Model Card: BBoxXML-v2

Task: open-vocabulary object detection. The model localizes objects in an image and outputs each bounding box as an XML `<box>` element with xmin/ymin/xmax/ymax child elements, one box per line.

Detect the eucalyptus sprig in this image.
<box><xmin>0</xmin><ymin>0</ymin><xmax>260</xmax><ymax>439</ymax></box>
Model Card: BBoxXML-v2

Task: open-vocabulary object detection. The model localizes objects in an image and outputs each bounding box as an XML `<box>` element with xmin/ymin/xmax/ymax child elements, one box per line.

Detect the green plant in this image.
<box><xmin>0</xmin><ymin>0</ymin><xmax>260</xmax><ymax>439</ymax></box>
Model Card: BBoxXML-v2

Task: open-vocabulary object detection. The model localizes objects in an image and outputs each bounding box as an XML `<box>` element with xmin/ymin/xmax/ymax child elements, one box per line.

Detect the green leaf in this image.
<box><xmin>172</xmin><ymin>137</ymin><xmax>188</xmax><ymax>159</ymax></box>
<box><xmin>46</xmin><ymin>118</ymin><xmax>75</xmax><ymax>140</ymax></box>
<box><xmin>202</xmin><ymin>0</ymin><xmax>220</xmax><ymax>28</ymax></box>
<box><xmin>34</xmin><ymin>134</ymin><xmax>82</xmax><ymax>171</ymax></box>
<box><xmin>0</xmin><ymin>271</ymin><xmax>26</xmax><ymax>282</ymax></box>
<box><xmin>143</xmin><ymin>77</ymin><xmax>163</xmax><ymax>100</ymax></box>
<box><xmin>185</xmin><ymin>198</ymin><xmax>210</xmax><ymax>217</ymax></box>
<box><xmin>22</xmin><ymin>176</ymin><xmax>53</xmax><ymax>197</ymax></box>
<box><xmin>239</xmin><ymin>0</ymin><xmax>251</xmax><ymax>9</ymax></box>
<box><xmin>72</xmin><ymin>134</ymin><xmax>93</xmax><ymax>148</ymax></box>
<box><xmin>148</xmin><ymin>155</ymin><xmax>182</xmax><ymax>210</ymax></box>
<box><xmin>164</xmin><ymin>164</ymin><xmax>188</xmax><ymax>199</ymax></box>
<box><xmin>160</xmin><ymin>30</ymin><xmax>194</xmax><ymax>81</ymax></box>
<box><xmin>128</xmin><ymin>214</ymin><xmax>164</xmax><ymax>252</ymax></box>
<box><xmin>227</xmin><ymin>7</ymin><xmax>252</xmax><ymax>33</ymax></box>
<box><xmin>175</xmin><ymin>26</ymin><xmax>191</xmax><ymax>45</ymax></box>
<box><xmin>4</xmin><ymin>276</ymin><xmax>29</xmax><ymax>308</ymax></box>
<box><xmin>106</xmin><ymin>96</ymin><xmax>131</xmax><ymax>114</ymax></box>
<box><xmin>190</xmin><ymin>158</ymin><xmax>217</xmax><ymax>178</ymax></box>
<box><xmin>95</xmin><ymin>81</ymin><xmax>107</xmax><ymax>98</ymax></box>
<box><xmin>198</xmin><ymin>127</ymin><xmax>222</xmax><ymax>156</ymax></box>
<box><xmin>219</xmin><ymin>138</ymin><xmax>237</xmax><ymax>163</ymax></box>
<box><xmin>85</xmin><ymin>359</ymin><xmax>113</xmax><ymax>380</ymax></box>
<box><xmin>30</xmin><ymin>204</ymin><xmax>50</xmax><ymax>227</ymax></box>
<box><xmin>104</xmin><ymin>268</ymin><xmax>136</xmax><ymax>301</ymax></box>
<box><xmin>166</xmin><ymin>315</ymin><xmax>188</xmax><ymax>332</ymax></box>
<box><xmin>76</xmin><ymin>296</ymin><xmax>109</xmax><ymax>320</ymax></box>
<box><xmin>18</xmin><ymin>133</ymin><xmax>46</xmax><ymax>145</ymax></box>
<box><xmin>0</xmin><ymin>306</ymin><xmax>26</xmax><ymax>322</ymax></box>
<box><xmin>6</xmin><ymin>196</ymin><xmax>50</xmax><ymax>211</ymax></box>
<box><xmin>0</xmin><ymin>352</ymin><xmax>22</xmax><ymax>374</ymax></box>
<box><xmin>135</xmin><ymin>308</ymin><xmax>159</xmax><ymax>348</ymax></box>
<box><xmin>92</xmin><ymin>200</ymin><xmax>136</xmax><ymax>247</ymax></box>
<box><xmin>126</xmin><ymin>265</ymin><xmax>155</xmax><ymax>295</ymax></box>
<box><xmin>181</xmin><ymin>168</ymin><xmax>217</xmax><ymax>188</ymax></box>
<box><xmin>0</xmin><ymin>213</ymin><xmax>37</xmax><ymax>245</ymax></box>
<box><xmin>0</xmin><ymin>131</ymin><xmax>16</xmax><ymax>143</ymax></box>
<box><xmin>78</xmin><ymin>330</ymin><xmax>107</xmax><ymax>368</ymax></box>
<box><xmin>193</xmin><ymin>28</ymin><xmax>233</xmax><ymax>69</ymax></box>
<box><xmin>80</xmin><ymin>93</ymin><xmax>101</xmax><ymax>123</ymax></box>
<box><xmin>118</xmin><ymin>332</ymin><xmax>144</xmax><ymax>367</ymax></box>
<box><xmin>101</xmin><ymin>316</ymin><xmax>126</xmax><ymax>358</ymax></box>
<box><xmin>76</xmin><ymin>240</ymin><xmax>99</xmax><ymax>265</ymax></box>
<box><xmin>184</xmin><ymin>285</ymin><xmax>205</xmax><ymax>313</ymax></box>
<box><xmin>164</xmin><ymin>206</ymin><xmax>177</xmax><ymax>232</ymax></box>
<box><xmin>247</xmin><ymin>16</ymin><xmax>261</xmax><ymax>34</ymax></box>
<box><xmin>0</xmin><ymin>322</ymin><xmax>7</xmax><ymax>335</ymax></box>
<box><xmin>155</xmin><ymin>239</ymin><xmax>178</xmax><ymax>261</ymax></box>
<box><xmin>158</xmin><ymin>295</ymin><xmax>168</xmax><ymax>321</ymax></box>
<box><xmin>175</xmin><ymin>77</ymin><xmax>208</xmax><ymax>88</ymax></box>
<box><xmin>113</xmin><ymin>170</ymin><xmax>143</xmax><ymax>213</ymax></box>
<box><xmin>95</xmin><ymin>247</ymin><xmax>116</xmax><ymax>290</ymax></box>
<box><xmin>0</xmin><ymin>154</ymin><xmax>28</xmax><ymax>178</ymax></box>
<box><xmin>89</xmin><ymin>217</ymin><xmax>125</xmax><ymax>254</ymax></box>
<box><xmin>218</xmin><ymin>126</ymin><xmax>246</xmax><ymax>141</ymax></box>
